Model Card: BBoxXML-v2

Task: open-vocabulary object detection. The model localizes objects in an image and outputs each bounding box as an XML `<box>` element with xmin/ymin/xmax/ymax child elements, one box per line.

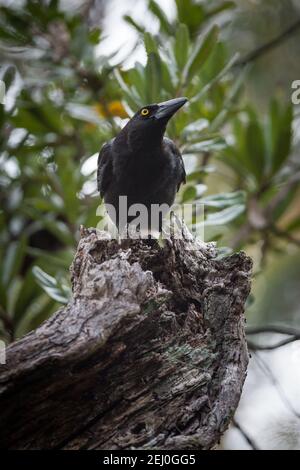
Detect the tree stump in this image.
<box><xmin>0</xmin><ymin>227</ymin><xmax>252</xmax><ymax>450</ymax></box>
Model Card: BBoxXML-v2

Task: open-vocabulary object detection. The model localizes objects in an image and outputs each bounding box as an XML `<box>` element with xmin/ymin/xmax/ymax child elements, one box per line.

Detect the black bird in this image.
<box><xmin>97</xmin><ymin>97</ymin><xmax>187</xmax><ymax>235</ymax></box>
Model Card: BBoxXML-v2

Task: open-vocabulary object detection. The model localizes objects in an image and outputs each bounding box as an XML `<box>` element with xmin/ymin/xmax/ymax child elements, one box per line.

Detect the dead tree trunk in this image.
<box><xmin>0</xmin><ymin>227</ymin><xmax>252</xmax><ymax>450</ymax></box>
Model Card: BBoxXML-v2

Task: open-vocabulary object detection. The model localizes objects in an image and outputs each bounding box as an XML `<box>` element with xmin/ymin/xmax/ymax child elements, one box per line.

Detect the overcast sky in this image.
<box><xmin>97</xmin><ymin>0</ymin><xmax>175</xmax><ymax>67</ymax></box>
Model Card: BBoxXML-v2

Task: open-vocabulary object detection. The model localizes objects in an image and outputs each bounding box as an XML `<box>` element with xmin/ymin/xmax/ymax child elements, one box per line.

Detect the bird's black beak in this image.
<box><xmin>154</xmin><ymin>97</ymin><xmax>188</xmax><ymax>120</ymax></box>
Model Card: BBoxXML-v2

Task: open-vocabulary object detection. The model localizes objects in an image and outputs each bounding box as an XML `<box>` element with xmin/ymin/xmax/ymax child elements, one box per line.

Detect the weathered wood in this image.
<box><xmin>0</xmin><ymin>227</ymin><xmax>252</xmax><ymax>450</ymax></box>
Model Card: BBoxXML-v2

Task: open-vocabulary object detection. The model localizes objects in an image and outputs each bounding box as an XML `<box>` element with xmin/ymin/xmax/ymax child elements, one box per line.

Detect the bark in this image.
<box><xmin>0</xmin><ymin>227</ymin><xmax>252</xmax><ymax>450</ymax></box>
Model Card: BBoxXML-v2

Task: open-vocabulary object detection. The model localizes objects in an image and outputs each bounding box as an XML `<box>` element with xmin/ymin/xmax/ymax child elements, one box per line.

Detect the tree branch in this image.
<box><xmin>235</xmin><ymin>18</ymin><xmax>300</xmax><ymax>67</ymax></box>
<box><xmin>271</xmin><ymin>227</ymin><xmax>300</xmax><ymax>248</ymax></box>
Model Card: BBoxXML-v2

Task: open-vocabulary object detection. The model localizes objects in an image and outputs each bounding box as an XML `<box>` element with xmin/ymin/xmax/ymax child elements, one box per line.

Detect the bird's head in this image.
<box><xmin>119</xmin><ymin>97</ymin><xmax>188</xmax><ymax>150</ymax></box>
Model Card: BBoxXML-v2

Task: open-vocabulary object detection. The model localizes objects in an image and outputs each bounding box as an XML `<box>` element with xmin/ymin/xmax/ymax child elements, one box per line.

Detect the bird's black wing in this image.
<box><xmin>97</xmin><ymin>141</ymin><xmax>113</xmax><ymax>198</ymax></box>
<box><xmin>163</xmin><ymin>138</ymin><xmax>186</xmax><ymax>191</ymax></box>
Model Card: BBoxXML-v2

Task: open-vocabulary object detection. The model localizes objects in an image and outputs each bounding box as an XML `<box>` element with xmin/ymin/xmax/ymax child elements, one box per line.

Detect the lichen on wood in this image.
<box><xmin>0</xmin><ymin>227</ymin><xmax>252</xmax><ymax>450</ymax></box>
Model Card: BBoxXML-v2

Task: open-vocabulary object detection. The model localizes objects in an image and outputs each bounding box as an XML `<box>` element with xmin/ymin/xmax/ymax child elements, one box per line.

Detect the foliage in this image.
<box><xmin>0</xmin><ymin>0</ymin><xmax>299</xmax><ymax>342</ymax></box>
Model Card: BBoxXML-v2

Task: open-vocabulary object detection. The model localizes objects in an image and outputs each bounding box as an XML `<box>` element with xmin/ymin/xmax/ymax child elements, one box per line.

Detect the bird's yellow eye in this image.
<box><xmin>141</xmin><ymin>108</ymin><xmax>149</xmax><ymax>116</ymax></box>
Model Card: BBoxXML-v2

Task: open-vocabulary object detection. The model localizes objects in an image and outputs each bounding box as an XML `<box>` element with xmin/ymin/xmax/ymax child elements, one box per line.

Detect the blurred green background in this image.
<box><xmin>0</xmin><ymin>0</ymin><xmax>300</xmax><ymax>449</ymax></box>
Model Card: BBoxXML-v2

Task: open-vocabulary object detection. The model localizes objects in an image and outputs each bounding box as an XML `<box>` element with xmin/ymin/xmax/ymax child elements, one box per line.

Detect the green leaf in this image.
<box><xmin>127</xmin><ymin>63</ymin><xmax>147</xmax><ymax>103</ymax></box>
<box><xmin>0</xmin><ymin>80</ymin><xmax>5</xmax><ymax>105</ymax></box>
<box><xmin>271</xmin><ymin>184</ymin><xmax>298</xmax><ymax>222</ymax></box>
<box><xmin>190</xmin><ymin>53</ymin><xmax>239</xmax><ymax>104</ymax></box>
<box><xmin>13</xmin><ymin>270</ymin><xmax>39</xmax><ymax>323</ymax></box>
<box><xmin>144</xmin><ymin>32</ymin><xmax>158</xmax><ymax>55</ymax></box>
<box><xmin>183</xmin><ymin>25</ymin><xmax>219</xmax><ymax>83</ymax></box>
<box><xmin>32</xmin><ymin>266</ymin><xmax>70</xmax><ymax>304</ymax></box>
<box><xmin>1</xmin><ymin>236</ymin><xmax>27</xmax><ymax>287</ymax></box>
<box><xmin>245</xmin><ymin>118</ymin><xmax>266</xmax><ymax>183</ymax></box>
<box><xmin>216</xmin><ymin>246</ymin><xmax>234</xmax><ymax>259</ymax></box>
<box><xmin>184</xmin><ymin>137</ymin><xmax>227</xmax><ymax>154</ymax></box>
<box><xmin>175</xmin><ymin>0</ymin><xmax>205</xmax><ymax>35</ymax></box>
<box><xmin>182</xmin><ymin>118</ymin><xmax>209</xmax><ymax>137</ymax></box>
<box><xmin>0</xmin><ymin>279</ymin><xmax>8</xmax><ymax>312</ymax></box>
<box><xmin>187</xmin><ymin>166</ymin><xmax>215</xmax><ymax>182</ymax></box>
<box><xmin>149</xmin><ymin>0</ymin><xmax>173</xmax><ymax>35</ymax></box>
<box><xmin>11</xmin><ymin>109</ymin><xmax>49</xmax><ymax>134</ymax></box>
<box><xmin>209</xmin><ymin>66</ymin><xmax>249</xmax><ymax>133</ymax></box>
<box><xmin>123</xmin><ymin>15</ymin><xmax>145</xmax><ymax>34</ymax></box>
<box><xmin>201</xmin><ymin>191</ymin><xmax>246</xmax><ymax>209</ymax></box>
<box><xmin>174</xmin><ymin>24</ymin><xmax>190</xmax><ymax>70</ymax></box>
<box><xmin>270</xmin><ymin>102</ymin><xmax>293</xmax><ymax>175</ymax></box>
<box><xmin>55</xmin><ymin>151</ymin><xmax>82</xmax><ymax>224</ymax></box>
<box><xmin>26</xmin><ymin>247</ymin><xmax>72</xmax><ymax>270</ymax></box>
<box><xmin>286</xmin><ymin>217</ymin><xmax>300</xmax><ymax>232</ymax></box>
<box><xmin>114</xmin><ymin>69</ymin><xmax>142</xmax><ymax>110</ymax></box>
<box><xmin>89</xmin><ymin>28</ymin><xmax>101</xmax><ymax>45</ymax></box>
<box><xmin>145</xmin><ymin>52</ymin><xmax>162</xmax><ymax>102</ymax></box>
<box><xmin>2</xmin><ymin>65</ymin><xmax>16</xmax><ymax>92</ymax></box>
<box><xmin>15</xmin><ymin>293</ymin><xmax>54</xmax><ymax>339</ymax></box>
<box><xmin>181</xmin><ymin>185</ymin><xmax>197</xmax><ymax>202</ymax></box>
<box><xmin>206</xmin><ymin>1</ymin><xmax>236</xmax><ymax>20</ymax></box>
<box><xmin>22</xmin><ymin>207</ymin><xmax>75</xmax><ymax>246</ymax></box>
<box><xmin>161</xmin><ymin>59</ymin><xmax>175</xmax><ymax>94</ymax></box>
<box><xmin>204</xmin><ymin>204</ymin><xmax>245</xmax><ymax>226</ymax></box>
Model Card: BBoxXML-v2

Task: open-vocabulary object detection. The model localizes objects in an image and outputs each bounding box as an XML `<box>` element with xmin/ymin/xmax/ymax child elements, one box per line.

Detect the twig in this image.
<box><xmin>247</xmin><ymin>325</ymin><xmax>300</xmax><ymax>336</ymax></box>
<box><xmin>271</xmin><ymin>227</ymin><xmax>300</xmax><ymax>247</ymax></box>
<box><xmin>230</xmin><ymin>171</ymin><xmax>300</xmax><ymax>250</ymax></box>
<box><xmin>230</xmin><ymin>222</ymin><xmax>252</xmax><ymax>250</ymax></box>
<box><xmin>235</xmin><ymin>18</ymin><xmax>300</xmax><ymax>67</ymax></box>
<box><xmin>248</xmin><ymin>336</ymin><xmax>300</xmax><ymax>351</ymax></box>
<box><xmin>247</xmin><ymin>325</ymin><xmax>300</xmax><ymax>351</ymax></box>
<box><xmin>232</xmin><ymin>418</ymin><xmax>260</xmax><ymax>450</ymax></box>
<box><xmin>266</xmin><ymin>172</ymin><xmax>300</xmax><ymax>214</ymax></box>
<box><xmin>252</xmin><ymin>352</ymin><xmax>300</xmax><ymax>420</ymax></box>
